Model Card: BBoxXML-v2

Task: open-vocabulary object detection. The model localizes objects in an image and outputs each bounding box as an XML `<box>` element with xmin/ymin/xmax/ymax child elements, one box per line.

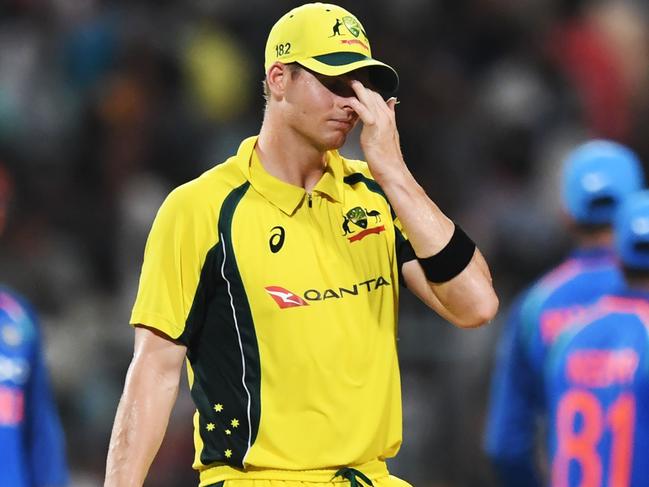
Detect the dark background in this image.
<box><xmin>1</xmin><ymin>0</ymin><xmax>649</xmax><ymax>485</ymax></box>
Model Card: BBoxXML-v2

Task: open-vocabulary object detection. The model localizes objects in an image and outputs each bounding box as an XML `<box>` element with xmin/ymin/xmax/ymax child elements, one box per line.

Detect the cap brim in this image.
<box><xmin>297</xmin><ymin>52</ymin><xmax>399</xmax><ymax>95</ymax></box>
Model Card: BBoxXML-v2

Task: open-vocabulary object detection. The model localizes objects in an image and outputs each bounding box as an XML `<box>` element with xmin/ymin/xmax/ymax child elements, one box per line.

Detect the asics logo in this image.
<box><xmin>269</xmin><ymin>226</ymin><xmax>285</xmax><ymax>253</ymax></box>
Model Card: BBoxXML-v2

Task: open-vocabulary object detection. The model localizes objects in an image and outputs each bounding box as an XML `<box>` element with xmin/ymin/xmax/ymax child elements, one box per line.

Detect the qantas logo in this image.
<box><xmin>265</xmin><ymin>287</ymin><xmax>309</xmax><ymax>309</ymax></box>
<box><xmin>265</xmin><ymin>276</ymin><xmax>391</xmax><ymax>309</ymax></box>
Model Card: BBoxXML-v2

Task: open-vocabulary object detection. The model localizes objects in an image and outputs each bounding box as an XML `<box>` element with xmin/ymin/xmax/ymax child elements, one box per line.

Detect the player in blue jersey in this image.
<box><xmin>0</xmin><ymin>164</ymin><xmax>68</xmax><ymax>487</ymax></box>
<box><xmin>484</xmin><ymin>140</ymin><xmax>644</xmax><ymax>487</ymax></box>
<box><xmin>541</xmin><ymin>190</ymin><xmax>649</xmax><ymax>486</ymax></box>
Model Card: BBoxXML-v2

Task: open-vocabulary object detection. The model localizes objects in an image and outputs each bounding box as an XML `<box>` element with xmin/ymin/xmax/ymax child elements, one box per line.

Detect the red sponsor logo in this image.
<box><xmin>340</xmin><ymin>39</ymin><xmax>369</xmax><ymax>51</ymax></box>
<box><xmin>348</xmin><ymin>225</ymin><xmax>385</xmax><ymax>242</ymax></box>
<box><xmin>541</xmin><ymin>306</ymin><xmax>588</xmax><ymax>344</ymax></box>
<box><xmin>265</xmin><ymin>286</ymin><xmax>309</xmax><ymax>309</ymax></box>
<box><xmin>541</xmin><ymin>295</ymin><xmax>649</xmax><ymax>345</ymax></box>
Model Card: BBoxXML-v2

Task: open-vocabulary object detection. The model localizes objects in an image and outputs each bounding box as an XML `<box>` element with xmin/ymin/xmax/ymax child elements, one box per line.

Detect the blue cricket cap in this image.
<box><xmin>615</xmin><ymin>190</ymin><xmax>649</xmax><ymax>270</ymax></box>
<box><xmin>561</xmin><ymin>140</ymin><xmax>644</xmax><ymax>225</ymax></box>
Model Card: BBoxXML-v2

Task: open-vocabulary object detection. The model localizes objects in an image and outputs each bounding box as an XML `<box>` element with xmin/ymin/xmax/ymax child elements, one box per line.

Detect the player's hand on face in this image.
<box><xmin>348</xmin><ymin>80</ymin><xmax>403</xmax><ymax>179</ymax></box>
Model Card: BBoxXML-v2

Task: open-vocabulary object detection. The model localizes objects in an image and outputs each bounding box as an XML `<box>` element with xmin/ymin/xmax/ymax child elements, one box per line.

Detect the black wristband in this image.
<box><xmin>417</xmin><ymin>223</ymin><xmax>476</xmax><ymax>283</ymax></box>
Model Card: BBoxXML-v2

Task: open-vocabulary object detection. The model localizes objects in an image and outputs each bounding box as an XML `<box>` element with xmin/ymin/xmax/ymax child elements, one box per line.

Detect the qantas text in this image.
<box><xmin>303</xmin><ymin>276</ymin><xmax>390</xmax><ymax>301</ymax></box>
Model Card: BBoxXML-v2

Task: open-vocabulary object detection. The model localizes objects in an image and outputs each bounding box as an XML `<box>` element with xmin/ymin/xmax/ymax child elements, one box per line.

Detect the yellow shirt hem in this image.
<box><xmin>130</xmin><ymin>309</ymin><xmax>183</xmax><ymax>340</ymax></box>
<box><xmin>198</xmin><ymin>459</ymin><xmax>389</xmax><ymax>485</ymax></box>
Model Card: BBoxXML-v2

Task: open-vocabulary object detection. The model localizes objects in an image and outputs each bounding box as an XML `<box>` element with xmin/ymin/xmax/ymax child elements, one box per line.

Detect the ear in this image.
<box><xmin>558</xmin><ymin>207</ymin><xmax>574</xmax><ymax>229</ymax></box>
<box><xmin>266</xmin><ymin>62</ymin><xmax>291</xmax><ymax>100</ymax></box>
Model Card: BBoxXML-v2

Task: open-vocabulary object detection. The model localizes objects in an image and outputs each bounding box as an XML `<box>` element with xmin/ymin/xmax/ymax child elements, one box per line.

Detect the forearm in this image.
<box><xmin>378</xmin><ymin>167</ymin><xmax>498</xmax><ymax>326</ymax></box>
<box><xmin>105</xmin><ymin>351</ymin><xmax>181</xmax><ymax>486</ymax></box>
<box><xmin>376</xmin><ymin>167</ymin><xmax>454</xmax><ymax>256</ymax></box>
<box><xmin>347</xmin><ymin>82</ymin><xmax>497</xmax><ymax>325</ymax></box>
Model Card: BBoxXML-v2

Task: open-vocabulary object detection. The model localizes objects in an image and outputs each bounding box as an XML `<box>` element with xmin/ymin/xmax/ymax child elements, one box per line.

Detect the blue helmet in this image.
<box><xmin>562</xmin><ymin>140</ymin><xmax>644</xmax><ymax>225</ymax></box>
<box><xmin>615</xmin><ymin>190</ymin><xmax>649</xmax><ymax>270</ymax></box>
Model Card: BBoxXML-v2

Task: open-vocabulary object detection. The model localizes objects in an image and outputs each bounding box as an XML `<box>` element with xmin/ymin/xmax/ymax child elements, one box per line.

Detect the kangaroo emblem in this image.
<box><xmin>330</xmin><ymin>18</ymin><xmax>343</xmax><ymax>37</ymax></box>
<box><xmin>342</xmin><ymin>216</ymin><xmax>353</xmax><ymax>235</ymax></box>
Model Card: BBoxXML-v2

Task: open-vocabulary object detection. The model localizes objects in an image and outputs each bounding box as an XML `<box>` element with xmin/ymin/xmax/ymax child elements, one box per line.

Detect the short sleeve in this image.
<box><xmin>394</xmin><ymin>216</ymin><xmax>416</xmax><ymax>284</ymax></box>
<box><xmin>130</xmin><ymin>187</ymin><xmax>218</xmax><ymax>340</ymax></box>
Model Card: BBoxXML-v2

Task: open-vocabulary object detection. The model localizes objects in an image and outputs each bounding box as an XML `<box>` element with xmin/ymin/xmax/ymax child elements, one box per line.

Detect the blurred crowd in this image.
<box><xmin>2</xmin><ymin>0</ymin><xmax>649</xmax><ymax>486</ymax></box>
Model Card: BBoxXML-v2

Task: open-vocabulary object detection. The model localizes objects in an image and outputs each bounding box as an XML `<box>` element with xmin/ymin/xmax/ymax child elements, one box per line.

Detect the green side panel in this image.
<box><xmin>182</xmin><ymin>181</ymin><xmax>261</xmax><ymax>468</ymax></box>
<box><xmin>394</xmin><ymin>226</ymin><xmax>416</xmax><ymax>286</ymax></box>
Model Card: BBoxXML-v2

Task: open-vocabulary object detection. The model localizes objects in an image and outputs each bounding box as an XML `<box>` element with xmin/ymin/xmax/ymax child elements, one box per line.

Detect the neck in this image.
<box><xmin>576</xmin><ymin>229</ymin><xmax>613</xmax><ymax>249</ymax></box>
<box><xmin>624</xmin><ymin>276</ymin><xmax>649</xmax><ymax>292</ymax></box>
<box><xmin>257</xmin><ymin>109</ymin><xmax>327</xmax><ymax>192</ymax></box>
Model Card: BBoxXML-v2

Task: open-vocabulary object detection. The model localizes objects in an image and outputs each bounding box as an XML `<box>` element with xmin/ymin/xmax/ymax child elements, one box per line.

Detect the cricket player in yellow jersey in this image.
<box><xmin>104</xmin><ymin>3</ymin><xmax>498</xmax><ymax>487</ymax></box>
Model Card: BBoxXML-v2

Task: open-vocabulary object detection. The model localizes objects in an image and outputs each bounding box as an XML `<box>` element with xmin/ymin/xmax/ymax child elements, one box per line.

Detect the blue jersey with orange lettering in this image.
<box><xmin>543</xmin><ymin>290</ymin><xmax>649</xmax><ymax>487</ymax></box>
<box><xmin>485</xmin><ymin>247</ymin><xmax>623</xmax><ymax>487</ymax></box>
<box><xmin>0</xmin><ymin>287</ymin><xmax>68</xmax><ymax>487</ymax></box>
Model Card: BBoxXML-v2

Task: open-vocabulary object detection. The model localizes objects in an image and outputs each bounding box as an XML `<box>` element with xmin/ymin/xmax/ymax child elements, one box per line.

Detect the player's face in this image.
<box><xmin>283</xmin><ymin>66</ymin><xmax>370</xmax><ymax>151</ymax></box>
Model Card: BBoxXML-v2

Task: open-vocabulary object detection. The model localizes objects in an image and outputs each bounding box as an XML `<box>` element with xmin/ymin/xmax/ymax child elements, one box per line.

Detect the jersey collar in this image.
<box><xmin>617</xmin><ymin>287</ymin><xmax>649</xmax><ymax>300</ymax></box>
<box><xmin>570</xmin><ymin>246</ymin><xmax>615</xmax><ymax>262</ymax></box>
<box><xmin>313</xmin><ymin>151</ymin><xmax>344</xmax><ymax>204</ymax></box>
<box><xmin>234</xmin><ymin>136</ymin><xmax>344</xmax><ymax>216</ymax></box>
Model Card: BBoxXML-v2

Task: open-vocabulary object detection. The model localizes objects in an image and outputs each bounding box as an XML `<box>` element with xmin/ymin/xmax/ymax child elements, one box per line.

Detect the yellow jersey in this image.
<box><xmin>131</xmin><ymin>136</ymin><xmax>416</xmax><ymax>486</ymax></box>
